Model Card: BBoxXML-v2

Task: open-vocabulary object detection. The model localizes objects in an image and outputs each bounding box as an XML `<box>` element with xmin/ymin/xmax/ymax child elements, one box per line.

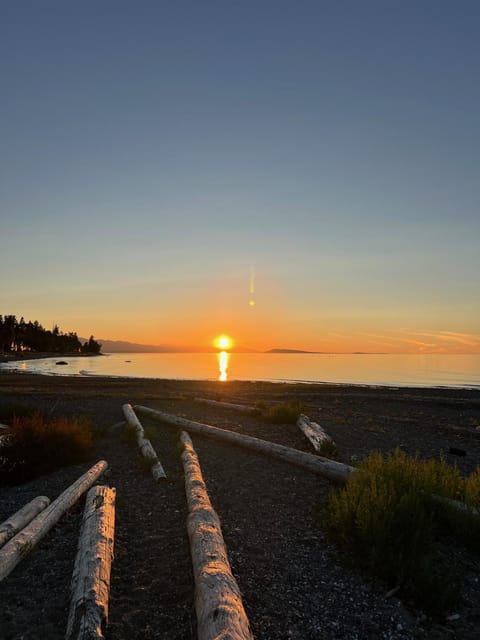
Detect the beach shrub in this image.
<box><xmin>121</xmin><ymin>422</ymin><xmax>138</xmax><ymax>446</ymax></box>
<box><xmin>253</xmin><ymin>399</ymin><xmax>268</xmax><ymax>414</ymax></box>
<box><xmin>465</xmin><ymin>466</ymin><xmax>480</xmax><ymax>507</ymax></box>
<box><xmin>322</xmin><ymin>449</ymin><xmax>476</xmax><ymax>612</ymax></box>
<box><xmin>0</xmin><ymin>412</ymin><xmax>94</xmax><ymax>485</ymax></box>
<box><xmin>262</xmin><ymin>400</ymin><xmax>305</xmax><ymax>424</ymax></box>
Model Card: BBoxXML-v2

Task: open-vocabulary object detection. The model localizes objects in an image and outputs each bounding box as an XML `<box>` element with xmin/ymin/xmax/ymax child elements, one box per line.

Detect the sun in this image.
<box><xmin>214</xmin><ymin>334</ymin><xmax>232</xmax><ymax>350</ymax></box>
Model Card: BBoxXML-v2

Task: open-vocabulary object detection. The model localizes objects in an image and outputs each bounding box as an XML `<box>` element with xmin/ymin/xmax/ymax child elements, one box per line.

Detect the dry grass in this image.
<box><xmin>0</xmin><ymin>412</ymin><xmax>94</xmax><ymax>484</ymax></box>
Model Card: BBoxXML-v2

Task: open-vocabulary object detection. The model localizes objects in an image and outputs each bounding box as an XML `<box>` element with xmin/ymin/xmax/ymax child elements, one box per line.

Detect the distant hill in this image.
<box><xmin>95</xmin><ymin>339</ymin><xmax>185</xmax><ymax>353</ymax></box>
<box><xmin>88</xmin><ymin>339</ymin><xmax>259</xmax><ymax>353</ymax></box>
<box><xmin>265</xmin><ymin>348</ymin><xmax>325</xmax><ymax>354</ymax></box>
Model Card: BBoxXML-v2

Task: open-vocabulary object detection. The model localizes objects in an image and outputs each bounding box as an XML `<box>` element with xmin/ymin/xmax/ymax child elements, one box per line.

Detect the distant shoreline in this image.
<box><xmin>0</xmin><ymin>352</ymin><xmax>103</xmax><ymax>363</ymax></box>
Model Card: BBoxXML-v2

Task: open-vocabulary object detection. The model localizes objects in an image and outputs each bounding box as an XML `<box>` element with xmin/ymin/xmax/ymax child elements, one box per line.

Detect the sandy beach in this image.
<box><xmin>1</xmin><ymin>372</ymin><xmax>480</xmax><ymax>639</ymax></box>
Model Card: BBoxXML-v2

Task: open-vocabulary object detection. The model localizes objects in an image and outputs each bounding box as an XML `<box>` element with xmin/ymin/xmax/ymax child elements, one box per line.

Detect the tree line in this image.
<box><xmin>0</xmin><ymin>315</ymin><xmax>101</xmax><ymax>354</ymax></box>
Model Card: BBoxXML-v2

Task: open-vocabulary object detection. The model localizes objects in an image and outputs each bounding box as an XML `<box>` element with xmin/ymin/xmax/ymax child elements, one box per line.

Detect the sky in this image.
<box><xmin>1</xmin><ymin>1</ymin><xmax>479</xmax><ymax>353</ymax></box>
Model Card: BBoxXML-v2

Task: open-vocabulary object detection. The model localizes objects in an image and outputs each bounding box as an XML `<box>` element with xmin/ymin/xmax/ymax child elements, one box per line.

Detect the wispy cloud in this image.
<box><xmin>400</xmin><ymin>329</ymin><xmax>480</xmax><ymax>347</ymax></box>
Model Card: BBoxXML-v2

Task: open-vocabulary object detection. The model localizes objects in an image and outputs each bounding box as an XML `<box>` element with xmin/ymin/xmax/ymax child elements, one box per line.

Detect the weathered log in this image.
<box><xmin>443</xmin><ymin>424</ymin><xmax>480</xmax><ymax>437</ymax></box>
<box><xmin>427</xmin><ymin>492</ymin><xmax>480</xmax><ymax>518</ymax></box>
<box><xmin>0</xmin><ymin>496</ymin><xmax>50</xmax><ymax>549</ymax></box>
<box><xmin>181</xmin><ymin>431</ymin><xmax>253</xmax><ymax>640</ymax></box>
<box><xmin>122</xmin><ymin>403</ymin><xmax>166</xmax><ymax>481</ymax></box>
<box><xmin>0</xmin><ymin>460</ymin><xmax>108</xmax><ymax>582</ymax></box>
<box><xmin>135</xmin><ymin>405</ymin><xmax>354</xmax><ymax>484</ymax></box>
<box><xmin>66</xmin><ymin>485</ymin><xmax>116</xmax><ymax>640</ymax></box>
<box><xmin>194</xmin><ymin>398</ymin><xmax>255</xmax><ymax>413</ymax></box>
<box><xmin>297</xmin><ymin>413</ymin><xmax>336</xmax><ymax>454</ymax></box>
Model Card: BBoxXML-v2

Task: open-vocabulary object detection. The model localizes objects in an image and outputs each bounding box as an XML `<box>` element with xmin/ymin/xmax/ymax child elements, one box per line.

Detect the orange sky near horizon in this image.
<box><xmin>3</xmin><ymin>264</ymin><xmax>479</xmax><ymax>354</ymax></box>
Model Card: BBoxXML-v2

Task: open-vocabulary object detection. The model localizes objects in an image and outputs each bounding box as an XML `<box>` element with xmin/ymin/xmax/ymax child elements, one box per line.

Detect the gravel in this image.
<box><xmin>0</xmin><ymin>374</ymin><xmax>480</xmax><ymax>639</ymax></box>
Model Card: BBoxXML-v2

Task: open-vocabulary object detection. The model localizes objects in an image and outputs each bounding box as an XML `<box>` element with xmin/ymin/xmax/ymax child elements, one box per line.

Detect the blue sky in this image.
<box><xmin>1</xmin><ymin>1</ymin><xmax>479</xmax><ymax>352</ymax></box>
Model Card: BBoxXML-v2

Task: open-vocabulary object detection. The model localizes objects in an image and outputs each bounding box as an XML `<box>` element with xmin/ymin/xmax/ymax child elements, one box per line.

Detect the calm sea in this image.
<box><xmin>1</xmin><ymin>352</ymin><xmax>480</xmax><ymax>388</ymax></box>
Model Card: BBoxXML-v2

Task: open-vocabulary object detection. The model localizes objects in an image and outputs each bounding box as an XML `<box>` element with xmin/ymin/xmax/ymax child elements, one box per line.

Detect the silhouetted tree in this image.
<box><xmin>0</xmin><ymin>315</ymin><xmax>92</xmax><ymax>354</ymax></box>
<box><xmin>81</xmin><ymin>336</ymin><xmax>101</xmax><ymax>354</ymax></box>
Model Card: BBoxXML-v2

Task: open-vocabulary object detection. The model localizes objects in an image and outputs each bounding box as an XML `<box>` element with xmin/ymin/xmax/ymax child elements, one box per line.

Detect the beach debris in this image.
<box><xmin>108</xmin><ymin>420</ymin><xmax>126</xmax><ymax>434</ymax></box>
<box><xmin>0</xmin><ymin>460</ymin><xmax>108</xmax><ymax>582</ymax></box>
<box><xmin>122</xmin><ymin>404</ymin><xmax>167</xmax><ymax>481</ymax></box>
<box><xmin>385</xmin><ymin>585</ymin><xmax>401</xmax><ymax>598</ymax></box>
<box><xmin>448</xmin><ymin>447</ymin><xmax>466</xmax><ymax>457</ymax></box>
<box><xmin>135</xmin><ymin>405</ymin><xmax>354</xmax><ymax>485</ymax></box>
<box><xmin>426</xmin><ymin>492</ymin><xmax>479</xmax><ymax>518</ymax></box>
<box><xmin>0</xmin><ymin>496</ymin><xmax>51</xmax><ymax>549</ymax></box>
<box><xmin>194</xmin><ymin>397</ymin><xmax>255</xmax><ymax>413</ymax></box>
<box><xmin>180</xmin><ymin>430</ymin><xmax>253</xmax><ymax>640</ymax></box>
<box><xmin>297</xmin><ymin>413</ymin><xmax>337</xmax><ymax>456</ymax></box>
<box><xmin>56</xmin><ymin>361</ymin><xmax>68</xmax><ymax>365</ymax></box>
<box><xmin>66</xmin><ymin>485</ymin><xmax>116</xmax><ymax>640</ymax></box>
<box><xmin>446</xmin><ymin>613</ymin><xmax>460</xmax><ymax>622</ymax></box>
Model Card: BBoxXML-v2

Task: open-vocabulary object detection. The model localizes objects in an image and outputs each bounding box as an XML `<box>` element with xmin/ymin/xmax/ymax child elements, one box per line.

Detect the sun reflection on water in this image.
<box><xmin>218</xmin><ymin>350</ymin><xmax>229</xmax><ymax>381</ymax></box>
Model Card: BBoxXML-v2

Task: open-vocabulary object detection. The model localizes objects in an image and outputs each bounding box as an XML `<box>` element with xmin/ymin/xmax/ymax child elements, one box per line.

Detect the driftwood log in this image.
<box><xmin>427</xmin><ymin>492</ymin><xmax>480</xmax><ymax>518</ymax></box>
<box><xmin>66</xmin><ymin>485</ymin><xmax>116</xmax><ymax>640</ymax></box>
<box><xmin>0</xmin><ymin>460</ymin><xmax>108</xmax><ymax>582</ymax></box>
<box><xmin>194</xmin><ymin>398</ymin><xmax>255</xmax><ymax>413</ymax></box>
<box><xmin>0</xmin><ymin>496</ymin><xmax>51</xmax><ymax>549</ymax></box>
<box><xmin>135</xmin><ymin>405</ymin><xmax>353</xmax><ymax>484</ymax></box>
<box><xmin>181</xmin><ymin>431</ymin><xmax>253</xmax><ymax>640</ymax></box>
<box><xmin>122</xmin><ymin>403</ymin><xmax>166</xmax><ymax>481</ymax></box>
<box><xmin>297</xmin><ymin>413</ymin><xmax>336</xmax><ymax>454</ymax></box>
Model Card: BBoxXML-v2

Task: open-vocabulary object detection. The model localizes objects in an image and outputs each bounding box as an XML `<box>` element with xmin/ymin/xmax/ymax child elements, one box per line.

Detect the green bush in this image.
<box><xmin>0</xmin><ymin>412</ymin><xmax>94</xmax><ymax>485</ymax></box>
<box><xmin>121</xmin><ymin>422</ymin><xmax>138</xmax><ymax>446</ymax></box>
<box><xmin>322</xmin><ymin>449</ymin><xmax>478</xmax><ymax>612</ymax></box>
<box><xmin>465</xmin><ymin>466</ymin><xmax>480</xmax><ymax>507</ymax></box>
<box><xmin>262</xmin><ymin>401</ymin><xmax>305</xmax><ymax>424</ymax></box>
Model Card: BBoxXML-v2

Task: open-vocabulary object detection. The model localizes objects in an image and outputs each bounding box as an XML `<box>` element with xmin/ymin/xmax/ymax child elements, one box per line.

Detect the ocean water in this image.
<box><xmin>1</xmin><ymin>352</ymin><xmax>480</xmax><ymax>388</ymax></box>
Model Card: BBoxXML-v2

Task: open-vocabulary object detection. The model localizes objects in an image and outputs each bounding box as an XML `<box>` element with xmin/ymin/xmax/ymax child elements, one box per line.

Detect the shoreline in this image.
<box><xmin>0</xmin><ymin>351</ymin><xmax>103</xmax><ymax>363</ymax></box>
<box><xmin>1</xmin><ymin>367</ymin><xmax>480</xmax><ymax>393</ymax></box>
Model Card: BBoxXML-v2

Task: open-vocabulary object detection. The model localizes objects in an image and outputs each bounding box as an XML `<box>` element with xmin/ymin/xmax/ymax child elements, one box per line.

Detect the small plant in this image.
<box><xmin>465</xmin><ymin>466</ymin><xmax>480</xmax><ymax>507</ymax></box>
<box><xmin>253</xmin><ymin>399</ymin><xmax>268</xmax><ymax>414</ymax></box>
<box><xmin>322</xmin><ymin>449</ymin><xmax>478</xmax><ymax>612</ymax></box>
<box><xmin>262</xmin><ymin>401</ymin><xmax>305</xmax><ymax>424</ymax></box>
<box><xmin>319</xmin><ymin>439</ymin><xmax>338</xmax><ymax>459</ymax></box>
<box><xmin>0</xmin><ymin>412</ymin><xmax>94</xmax><ymax>485</ymax></box>
<box><xmin>143</xmin><ymin>425</ymin><xmax>157</xmax><ymax>441</ymax></box>
<box><xmin>121</xmin><ymin>423</ymin><xmax>137</xmax><ymax>446</ymax></box>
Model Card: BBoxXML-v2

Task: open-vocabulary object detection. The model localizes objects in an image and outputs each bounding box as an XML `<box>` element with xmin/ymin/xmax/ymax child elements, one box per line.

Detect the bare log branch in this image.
<box><xmin>66</xmin><ymin>485</ymin><xmax>116</xmax><ymax>640</ymax></box>
<box><xmin>0</xmin><ymin>460</ymin><xmax>108</xmax><ymax>582</ymax></box>
<box><xmin>135</xmin><ymin>405</ymin><xmax>354</xmax><ymax>484</ymax></box>
<box><xmin>194</xmin><ymin>398</ymin><xmax>255</xmax><ymax>413</ymax></box>
<box><xmin>181</xmin><ymin>431</ymin><xmax>253</xmax><ymax>640</ymax></box>
<box><xmin>0</xmin><ymin>496</ymin><xmax>50</xmax><ymax>549</ymax></box>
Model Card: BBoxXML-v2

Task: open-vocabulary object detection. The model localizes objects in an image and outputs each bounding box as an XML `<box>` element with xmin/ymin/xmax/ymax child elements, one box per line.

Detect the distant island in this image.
<box><xmin>265</xmin><ymin>348</ymin><xmax>325</xmax><ymax>354</ymax></box>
